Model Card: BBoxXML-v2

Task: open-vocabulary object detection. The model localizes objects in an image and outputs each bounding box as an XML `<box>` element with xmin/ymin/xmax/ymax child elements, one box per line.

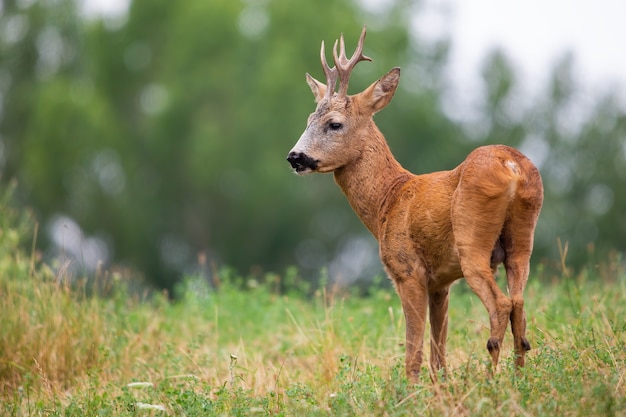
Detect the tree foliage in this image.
<box><xmin>0</xmin><ymin>0</ymin><xmax>624</xmax><ymax>287</ymax></box>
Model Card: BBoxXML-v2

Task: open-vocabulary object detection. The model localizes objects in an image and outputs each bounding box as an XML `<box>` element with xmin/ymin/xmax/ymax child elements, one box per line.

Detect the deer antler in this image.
<box><xmin>320</xmin><ymin>26</ymin><xmax>372</xmax><ymax>99</ymax></box>
<box><xmin>320</xmin><ymin>40</ymin><xmax>339</xmax><ymax>99</ymax></box>
<box><xmin>334</xmin><ymin>26</ymin><xmax>372</xmax><ymax>96</ymax></box>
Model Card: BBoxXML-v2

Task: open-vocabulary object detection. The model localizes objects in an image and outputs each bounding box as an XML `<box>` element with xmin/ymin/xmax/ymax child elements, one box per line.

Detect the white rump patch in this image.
<box><xmin>505</xmin><ymin>160</ymin><xmax>520</xmax><ymax>196</ymax></box>
<box><xmin>505</xmin><ymin>159</ymin><xmax>520</xmax><ymax>175</ymax></box>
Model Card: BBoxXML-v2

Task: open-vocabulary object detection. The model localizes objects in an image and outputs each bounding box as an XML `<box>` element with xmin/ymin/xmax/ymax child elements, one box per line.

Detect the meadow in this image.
<box><xmin>0</xmin><ymin>196</ymin><xmax>625</xmax><ymax>416</ymax></box>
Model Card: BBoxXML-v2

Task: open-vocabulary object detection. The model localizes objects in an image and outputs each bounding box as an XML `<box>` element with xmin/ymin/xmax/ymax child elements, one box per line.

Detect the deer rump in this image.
<box><xmin>379</xmin><ymin>144</ymin><xmax>541</xmax><ymax>290</ymax></box>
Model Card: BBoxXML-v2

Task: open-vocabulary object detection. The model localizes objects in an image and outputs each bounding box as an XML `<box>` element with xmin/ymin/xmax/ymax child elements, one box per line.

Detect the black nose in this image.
<box><xmin>286</xmin><ymin>151</ymin><xmax>302</xmax><ymax>169</ymax></box>
<box><xmin>287</xmin><ymin>151</ymin><xmax>318</xmax><ymax>172</ymax></box>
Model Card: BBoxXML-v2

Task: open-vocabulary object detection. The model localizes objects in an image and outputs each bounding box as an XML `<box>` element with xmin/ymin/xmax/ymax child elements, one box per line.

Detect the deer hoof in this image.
<box><xmin>486</xmin><ymin>337</ymin><xmax>500</xmax><ymax>352</ymax></box>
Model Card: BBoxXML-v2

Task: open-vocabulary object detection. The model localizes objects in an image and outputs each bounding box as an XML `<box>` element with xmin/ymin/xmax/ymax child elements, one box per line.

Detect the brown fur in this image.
<box><xmin>287</xmin><ymin>29</ymin><xmax>543</xmax><ymax>384</ymax></box>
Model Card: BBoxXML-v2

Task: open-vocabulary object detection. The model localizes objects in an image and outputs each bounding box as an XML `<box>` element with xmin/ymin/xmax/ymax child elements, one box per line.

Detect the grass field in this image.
<box><xmin>0</xmin><ymin>197</ymin><xmax>625</xmax><ymax>416</ymax></box>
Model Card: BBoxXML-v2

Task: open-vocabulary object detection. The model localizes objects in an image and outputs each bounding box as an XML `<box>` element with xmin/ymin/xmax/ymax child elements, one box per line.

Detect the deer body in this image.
<box><xmin>287</xmin><ymin>27</ymin><xmax>543</xmax><ymax>383</ymax></box>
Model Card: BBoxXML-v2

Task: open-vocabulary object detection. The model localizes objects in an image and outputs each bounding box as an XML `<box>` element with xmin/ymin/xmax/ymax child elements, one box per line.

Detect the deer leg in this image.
<box><xmin>393</xmin><ymin>273</ymin><xmax>429</xmax><ymax>384</ymax></box>
<box><xmin>454</xmin><ymin>222</ymin><xmax>511</xmax><ymax>369</ymax></box>
<box><xmin>503</xmin><ymin>242</ymin><xmax>533</xmax><ymax>367</ymax></box>
<box><xmin>452</xmin><ymin>174</ymin><xmax>514</xmax><ymax>370</ymax></box>
<box><xmin>429</xmin><ymin>287</ymin><xmax>450</xmax><ymax>378</ymax></box>
<box><xmin>507</xmin><ymin>263</ymin><xmax>531</xmax><ymax>368</ymax></box>
<box><xmin>461</xmin><ymin>259</ymin><xmax>512</xmax><ymax>370</ymax></box>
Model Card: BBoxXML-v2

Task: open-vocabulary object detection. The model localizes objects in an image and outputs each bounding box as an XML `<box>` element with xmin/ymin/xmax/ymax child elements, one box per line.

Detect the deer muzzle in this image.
<box><xmin>287</xmin><ymin>151</ymin><xmax>319</xmax><ymax>174</ymax></box>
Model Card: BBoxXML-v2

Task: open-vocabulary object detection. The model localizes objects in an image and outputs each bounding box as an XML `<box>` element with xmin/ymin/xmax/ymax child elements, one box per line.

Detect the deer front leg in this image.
<box><xmin>391</xmin><ymin>269</ymin><xmax>429</xmax><ymax>384</ymax></box>
<box><xmin>429</xmin><ymin>287</ymin><xmax>450</xmax><ymax>377</ymax></box>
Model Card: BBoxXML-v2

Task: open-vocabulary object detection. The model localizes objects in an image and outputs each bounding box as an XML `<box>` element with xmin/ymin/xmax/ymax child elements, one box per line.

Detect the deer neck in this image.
<box><xmin>333</xmin><ymin>127</ymin><xmax>412</xmax><ymax>239</ymax></box>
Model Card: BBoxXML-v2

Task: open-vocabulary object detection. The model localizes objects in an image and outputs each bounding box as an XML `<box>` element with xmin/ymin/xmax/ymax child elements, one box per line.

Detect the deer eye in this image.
<box><xmin>329</xmin><ymin>122</ymin><xmax>343</xmax><ymax>131</ymax></box>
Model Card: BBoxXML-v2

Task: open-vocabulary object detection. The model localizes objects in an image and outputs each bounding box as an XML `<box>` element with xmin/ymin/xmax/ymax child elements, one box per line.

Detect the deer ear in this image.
<box><xmin>306</xmin><ymin>73</ymin><xmax>327</xmax><ymax>103</ymax></box>
<box><xmin>362</xmin><ymin>67</ymin><xmax>400</xmax><ymax>113</ymax></box>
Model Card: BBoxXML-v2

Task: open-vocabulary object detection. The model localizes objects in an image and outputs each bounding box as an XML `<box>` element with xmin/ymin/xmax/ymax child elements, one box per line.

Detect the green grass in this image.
<box><xmin>0</xmin><ymin>193</ymin><xmax>625</xmax><ymax>415</ymax></box>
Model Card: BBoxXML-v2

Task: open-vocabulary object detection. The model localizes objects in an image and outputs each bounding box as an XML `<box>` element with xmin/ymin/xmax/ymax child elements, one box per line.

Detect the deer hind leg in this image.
<box><xmin>502</xmin><ymin>216</ymin><xmax>538</xmax><ymax>368</ymax></box>
<box><xmin>505</xmin><ymin>257</ymin><xmax>531</xmax><ymax>368</ymax></box>
<box><xmin>452</xmin><ymin>187</ymin><xmax>513</xmax><ymax>370</ymax></box>
<box><xmin>429</xmin><ymin>287</ymin><xmax>450</xmax><ymax>379</ymax></box>
<box><xmin>459</xmin><ymin>254</ymin><xmax>511</xmax><ymax>369</ymax></box>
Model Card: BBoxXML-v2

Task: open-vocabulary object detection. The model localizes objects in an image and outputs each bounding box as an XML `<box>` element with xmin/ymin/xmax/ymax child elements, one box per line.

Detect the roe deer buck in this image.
<box><xmin>286</xmin><ymin>27</ymin><xmax>543</xmax><ymax>383</ymax></box>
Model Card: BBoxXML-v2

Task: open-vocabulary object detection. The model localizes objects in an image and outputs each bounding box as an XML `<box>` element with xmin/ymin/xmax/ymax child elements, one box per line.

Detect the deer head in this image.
<box><xmin>287</xmin><ymin>27</ymin><xmax>401</xmax><ymax>174</ymax></box>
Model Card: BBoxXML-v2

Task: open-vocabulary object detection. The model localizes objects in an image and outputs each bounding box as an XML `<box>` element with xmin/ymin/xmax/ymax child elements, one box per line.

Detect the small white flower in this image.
<box><xmin>136</xmin><ymin>402</ymin><xmax>166</xmax><ymax>411</ymax></box>
<box><xmin>127</xmin><ymin>382</ymin><xmax>154</xmax><ymax>388</ymax></box>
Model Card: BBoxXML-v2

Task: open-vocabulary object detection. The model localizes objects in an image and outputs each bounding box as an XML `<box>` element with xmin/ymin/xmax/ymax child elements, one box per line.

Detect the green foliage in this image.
<box><xmin>0</xmin><ymin>180</ymin><xmax>35</xmax><ymax>259</ymax></box>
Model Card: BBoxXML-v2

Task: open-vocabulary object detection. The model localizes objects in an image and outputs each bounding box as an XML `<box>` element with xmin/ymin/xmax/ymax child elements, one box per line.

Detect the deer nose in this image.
<box><xmin>287</xmin><ymin>151</ymin><xmax>318</xmax><ymax>172</ymax></box>
<box><xmin>287</xmin><ymin>151</ymin><xmax>303</xmax><ymax>169</ymax></box>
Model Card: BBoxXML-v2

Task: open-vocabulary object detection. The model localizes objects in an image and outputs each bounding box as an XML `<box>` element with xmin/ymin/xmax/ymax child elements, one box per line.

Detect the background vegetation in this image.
<box><xmin>1</xmin><ymin>0</ymin><xmax>624</xmax><ymax>288</ymax></box>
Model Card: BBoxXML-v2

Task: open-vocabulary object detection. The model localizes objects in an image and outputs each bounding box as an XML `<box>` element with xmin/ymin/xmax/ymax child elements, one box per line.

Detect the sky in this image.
<box><xmin>415</xmin><ymin>0</ymin><xmax>626</xmax><ymax>105</ymax></box>
<box><xmin>79</xmin><ymin>0</ymin><xmax>128</xmax><ymax>21</ymax></box>
<box><xmin>450</xmin><ymin>0</ymin><xmax>626</xmax><ymax>86</ymax></box>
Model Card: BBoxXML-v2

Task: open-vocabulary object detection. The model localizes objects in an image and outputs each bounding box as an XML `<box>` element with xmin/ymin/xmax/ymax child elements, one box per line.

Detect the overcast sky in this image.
<box><xmin>440</xmin><ymin>0</ymin><xmax>626</xmax><ymax>96</ymax></box>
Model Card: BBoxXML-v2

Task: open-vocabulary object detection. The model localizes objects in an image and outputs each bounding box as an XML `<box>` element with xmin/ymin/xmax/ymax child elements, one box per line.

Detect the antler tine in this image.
<box><xmin>320</xmin><ymin>40</ymin><xmax>338</xmax><ymax>99</ymax></box>
<box><xmin>333</xmin><ymin>26</ymin><xmax>372</xmax><ymax>97</ymax></box>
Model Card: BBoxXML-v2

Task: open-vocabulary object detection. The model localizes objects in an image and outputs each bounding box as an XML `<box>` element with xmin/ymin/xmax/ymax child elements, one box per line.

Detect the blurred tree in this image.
<box><xmin>0</xmin><ymin>0</ymin><xmax>624</xmax><ymax>288</ymax></box>
<box><xmin>530</xmin><ymin>55</ymin><xmax>626</xmax><ymax>268</ymax></box>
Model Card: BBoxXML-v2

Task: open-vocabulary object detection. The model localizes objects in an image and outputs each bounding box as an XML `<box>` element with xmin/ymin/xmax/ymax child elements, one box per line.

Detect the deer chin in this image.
<box><xmin>293</xmin><ymin>163</ymin><xmax>337</xmax><ymax>175</ymax></box>
<box><xmin>292</xmin><ymin>166</ymin><xmax>314</xmax><ymax>175</ymax></box>
<box><xmin>315</xmin><ymin>164</ymin><xmax>339</xmax><ymax>173</ymax></box>
<box><xmin>291</xmin><ymin>162</ymin><xmax>337</xmax><ymax>175</ymax></box>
